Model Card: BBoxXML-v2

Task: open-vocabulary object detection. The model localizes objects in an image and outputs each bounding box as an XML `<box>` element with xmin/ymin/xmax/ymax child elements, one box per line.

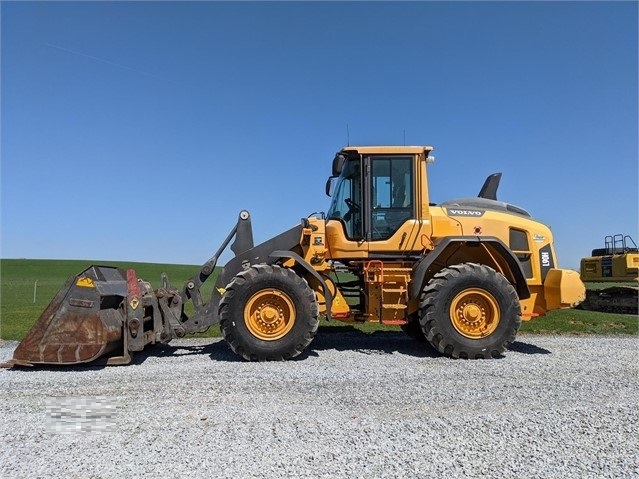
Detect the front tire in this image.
<box><xmin>419</xmin><ymin>263</ymin><xmax>521</xmax><ymax>359</ymax></box>
<box><xmin>219</xmin><ymin>264</ymin><xmax>319</xmax><ymax>361</ymax></box>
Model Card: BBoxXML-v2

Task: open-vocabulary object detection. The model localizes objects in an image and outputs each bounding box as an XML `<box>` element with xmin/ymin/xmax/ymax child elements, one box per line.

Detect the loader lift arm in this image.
<box><xmin>180</xmin><ymin>210</ymin><xmax>254</xmax><ymax>322</ymax></box>
<box><xmin>178</xmin><ymin>211</ymin><xmax>323</xmax><ymax>334</ymax></box>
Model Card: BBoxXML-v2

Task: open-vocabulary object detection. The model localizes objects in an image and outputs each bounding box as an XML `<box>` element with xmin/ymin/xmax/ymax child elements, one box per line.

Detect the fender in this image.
<box><xmin>270</xmin><ymin>250</ymin><xmax>334</xmax><ymax>321</ymax></box>
<box><xmin>409</xmin><ymin>236</ymin><xmax>531</xmax><ymax>300</ymax></box>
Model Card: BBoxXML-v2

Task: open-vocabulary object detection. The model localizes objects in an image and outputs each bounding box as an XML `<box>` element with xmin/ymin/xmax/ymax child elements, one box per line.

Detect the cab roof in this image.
<box><xmin>340</xmin><ymin>145</ymin><xmax>434</xmax><ymax>155</ymax></box>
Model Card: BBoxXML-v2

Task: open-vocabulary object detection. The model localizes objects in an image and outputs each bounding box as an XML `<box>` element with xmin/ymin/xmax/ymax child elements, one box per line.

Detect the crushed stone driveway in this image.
<box><xmin>1</xmin><ymin>333</ymin><xmax>637</xmax><ymax>479</ymax></box>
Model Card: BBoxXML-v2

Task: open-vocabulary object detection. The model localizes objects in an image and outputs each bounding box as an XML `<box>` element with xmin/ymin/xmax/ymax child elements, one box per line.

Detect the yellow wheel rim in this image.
<box><xmin>449</xmin><ymin>288</ymin><xmax>500</xmax><ymax>339</ymax></box>
<box><xmin>244</xmin><ymin>289</ymin><xmax>296</xmax><ymax>341</ymax></box>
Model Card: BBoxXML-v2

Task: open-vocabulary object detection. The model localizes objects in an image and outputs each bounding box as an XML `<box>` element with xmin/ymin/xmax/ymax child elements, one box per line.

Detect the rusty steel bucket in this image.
<box><xmin>2</xmin><ymin>266</ymin><xmax>135</xmax><ymax>367</ymax></box>
<box><xmin>2</xmin><ymin>211</ymin><xmax>260</xmax><ymax>368</ymax></box>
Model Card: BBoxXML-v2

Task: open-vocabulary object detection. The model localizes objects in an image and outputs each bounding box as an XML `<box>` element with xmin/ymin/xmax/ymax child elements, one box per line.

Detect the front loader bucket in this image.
<box><xmin>3</xmin><ymin>266</ymin><xmax>132</xmax><ymax>367</ymax></box>
<box><xmin>2</xmin><ymin>212</ymin><xmax>259</xmax><ymax>368</ymax></box>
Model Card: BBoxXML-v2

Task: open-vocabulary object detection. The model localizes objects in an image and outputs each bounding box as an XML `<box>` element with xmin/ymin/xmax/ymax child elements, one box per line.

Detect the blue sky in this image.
<box><xmin>1</xmin><ymin>1</ymin><xmax>637</xmax><ymax>270</ymax></box>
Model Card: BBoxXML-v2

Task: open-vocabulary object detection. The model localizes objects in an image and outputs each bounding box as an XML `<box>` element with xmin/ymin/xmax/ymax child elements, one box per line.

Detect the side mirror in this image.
<box><xmin>325</xmin><ymin>177</ymin><xmax>335</xmax><ymax>197</ymax></box>
<box><xmin>332</xmin><ymin>154</ymin><xmax>346</xmax><ymax>177</ymax></box>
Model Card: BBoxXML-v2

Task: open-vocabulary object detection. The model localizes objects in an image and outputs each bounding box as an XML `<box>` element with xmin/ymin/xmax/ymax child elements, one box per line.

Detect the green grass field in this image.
<box><xmin>0</xmin><ymin>259</ymin><xmax>636</xmax><ymax>341</ymax></box>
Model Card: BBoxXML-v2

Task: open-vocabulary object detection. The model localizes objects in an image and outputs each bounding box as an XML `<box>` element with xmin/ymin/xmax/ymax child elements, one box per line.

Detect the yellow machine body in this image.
<box><xmin>295</xmin><ymin>146</ymin><xmax>584</xmax><ymax>324</ymax></box>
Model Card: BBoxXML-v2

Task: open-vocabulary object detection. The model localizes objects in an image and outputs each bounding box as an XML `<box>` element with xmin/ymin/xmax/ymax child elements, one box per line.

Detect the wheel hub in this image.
<box><xmin>450</xmin><ymin>288</ymin><xmax>500</xmax><ymax>339</ymax></box>
<box><xmin>244</xmin><ymin>289</ymin><xmax>296</xmax><ymax>341</ymax></box>
<box><xmin>255</xmin><ymin>305</ymin><xmax>283</xmax><ymax>331</ymax></box>
<box><xmin>462</xmin><ymin>304</ymin><xmax>482</xmax><ymax>322</ymax></box>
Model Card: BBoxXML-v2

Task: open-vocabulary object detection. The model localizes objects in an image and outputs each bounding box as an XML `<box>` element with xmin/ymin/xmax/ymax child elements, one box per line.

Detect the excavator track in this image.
<box><xmin>579</xmin><ymin>286</ymin><xmax>638</xmax><ymax>315</ymax></box>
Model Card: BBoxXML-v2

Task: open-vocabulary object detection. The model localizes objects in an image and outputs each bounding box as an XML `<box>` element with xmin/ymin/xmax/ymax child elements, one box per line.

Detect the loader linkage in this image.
<box><xmin>1</xmin><ymin>211</ymin><xmax>256</xmax><ymax>367</ymax></box>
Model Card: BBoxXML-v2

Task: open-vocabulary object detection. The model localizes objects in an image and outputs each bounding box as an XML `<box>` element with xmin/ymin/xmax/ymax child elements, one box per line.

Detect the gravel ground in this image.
<box><xmin>0</xmin><ymin>332</ymin><xmax>637</xmax><ymax>479</ymax></box>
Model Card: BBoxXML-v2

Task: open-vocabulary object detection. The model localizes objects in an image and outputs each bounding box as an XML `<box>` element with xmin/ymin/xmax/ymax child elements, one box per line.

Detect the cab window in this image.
<box><xmin>371</xmin><ymin>156</ymin><xmax>413</xmax><ymax>240</ymax></box>
<box><xmin>326</xmin><ymin>160</ymin><xmax>363</xmax><ymax>239</ymax></box>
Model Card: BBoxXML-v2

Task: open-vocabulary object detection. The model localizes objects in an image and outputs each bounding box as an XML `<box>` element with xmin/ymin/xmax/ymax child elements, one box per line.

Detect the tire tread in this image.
<box><xmin>419</xmin><ymin>263</ymin><xmax>521</xmax><ymax>359</ymax></box>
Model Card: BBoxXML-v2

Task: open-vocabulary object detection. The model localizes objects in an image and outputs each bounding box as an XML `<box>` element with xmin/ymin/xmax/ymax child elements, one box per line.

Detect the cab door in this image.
<box><xmin>365</xmin><ymin>155</ymin><xmax>431</xmax><ymax>254</ymax></box>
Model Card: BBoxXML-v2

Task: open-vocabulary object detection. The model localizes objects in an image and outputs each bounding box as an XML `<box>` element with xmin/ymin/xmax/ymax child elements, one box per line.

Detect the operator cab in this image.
<box><xmin>326</xmin><ymin>146</ymin><xmax>433</xmax><ymax>242</ymax></box>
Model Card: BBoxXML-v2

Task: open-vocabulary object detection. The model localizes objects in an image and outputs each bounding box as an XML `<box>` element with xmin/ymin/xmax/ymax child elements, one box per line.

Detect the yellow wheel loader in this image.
<box><xmin>3</xmin><ymin>146</ymin><xmax>586</xmax><ymax>367</ymax></box>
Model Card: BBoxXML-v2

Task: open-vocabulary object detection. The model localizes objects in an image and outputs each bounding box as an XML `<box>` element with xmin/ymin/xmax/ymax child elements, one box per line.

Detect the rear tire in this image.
<box><xmin>219</xmin><ymin>264</ymin><xmax>319</xmax><ymax>361</ymax></box>
<box><xmin>419</xmin><ymin>263</ymin><xmax>521</xmax><ymax>359</ymax></box>
<box><xmin>401</xmin><ymin>317</ymin><xmax>426</xmax><ymax>342</ymax></box>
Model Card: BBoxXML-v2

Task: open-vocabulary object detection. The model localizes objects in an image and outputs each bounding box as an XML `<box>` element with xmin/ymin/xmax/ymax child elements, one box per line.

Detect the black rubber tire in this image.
<box><xmin>401</xmin><ymin>317</ymin><xmax>426</xmax><ymax>342</ymax></box>
<box><xmin>419</xmin><ymin>263</ymin><xmax>521</xmax><ymax>359</ymax></box>
<box><xmin>219</xmin><ymin>264</ymin><xmax>319</xmax><ymax>361</ymax></box>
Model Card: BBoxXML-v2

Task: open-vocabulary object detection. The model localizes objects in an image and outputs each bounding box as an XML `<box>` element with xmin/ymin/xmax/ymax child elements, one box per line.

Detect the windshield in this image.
<box><xmin>327</xmin><ymin>159</ymin><xmax>362</xmax><ymax>239</ymax></box>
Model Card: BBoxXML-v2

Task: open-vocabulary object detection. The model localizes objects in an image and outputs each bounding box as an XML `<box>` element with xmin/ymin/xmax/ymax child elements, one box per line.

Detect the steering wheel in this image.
<box><xmin>344</xmin><ymin>198</ymin><xmax>360</xmax><ymax>212</ymax></box>
<box><xmin>343</xmin><ymin>198</ymin><xmax>360</xmax><ymax>222</ymax></box>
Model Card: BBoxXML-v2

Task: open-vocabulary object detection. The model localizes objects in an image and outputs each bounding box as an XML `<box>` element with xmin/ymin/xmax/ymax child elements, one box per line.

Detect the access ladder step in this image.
<box><xmin>381</xmin><ymin>319</ymin><xmax>408</xmax><ymax>326</ymax></box>
<box><xmin>382</xmin><ymin>304</ymin><xmax>408</xmax><ymax>310</ymax></box>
